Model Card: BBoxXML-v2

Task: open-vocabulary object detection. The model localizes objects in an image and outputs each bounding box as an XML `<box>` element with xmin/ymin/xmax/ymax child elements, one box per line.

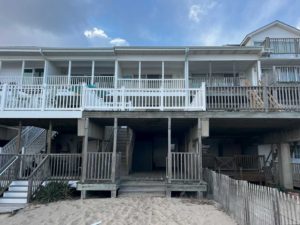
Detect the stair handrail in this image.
<box><xmin>24</xmin><ymin>129</ymin><xmax>47</xmax><ymax>154</ymax></box>
<box><xmin>27</xmin><ymin>155</ymin><xmax>50</xmax><ymax>203</ymax></box>
<box><xmin>1</xmin><ymin>126</ymin><xmax>32</xmax><ymax>154</ymax></box>
<box><xmin>0</xmin><ymin>155</ymin><xmax>19</xmax><ymax>196</ymax></box>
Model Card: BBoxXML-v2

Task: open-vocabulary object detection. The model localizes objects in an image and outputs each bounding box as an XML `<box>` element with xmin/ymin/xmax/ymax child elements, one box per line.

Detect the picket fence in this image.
<box><xmin>204</xmin><ymin>169</ymin><xmax>300</xmax><ymax>225</ymax></box>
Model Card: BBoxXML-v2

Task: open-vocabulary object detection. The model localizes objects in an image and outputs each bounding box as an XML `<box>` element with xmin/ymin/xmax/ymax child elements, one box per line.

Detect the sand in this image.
<box><xmin>0</xmin><ymin>197</ymin><xmax>237</xmax><ymax>225</ymax></box>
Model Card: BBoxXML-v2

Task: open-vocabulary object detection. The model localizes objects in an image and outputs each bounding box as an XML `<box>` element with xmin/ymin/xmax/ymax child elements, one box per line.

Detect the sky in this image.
<box><xmin>0</xmin><ymin>0</ymin><xmax>299</xmax><ymax>47</ymax></box>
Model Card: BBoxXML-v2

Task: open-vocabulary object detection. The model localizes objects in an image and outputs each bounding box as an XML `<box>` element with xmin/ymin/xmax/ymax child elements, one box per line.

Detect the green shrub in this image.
<box><xmin>33</xmin><ymin>182</ymin><xmax>72</xmax><ymax>204</ymax></box>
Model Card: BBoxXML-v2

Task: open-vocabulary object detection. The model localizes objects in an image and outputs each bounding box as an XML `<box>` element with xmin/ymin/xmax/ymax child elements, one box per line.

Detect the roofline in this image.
<box><xmin>240</xmin><ymin>20</ymin><xmax>300</xmax><ymax>46</ymax></box>
<box><xmin>0</xmin><ymin>45</ymin><xmax>262</xmax><ymax>53</ymax></box>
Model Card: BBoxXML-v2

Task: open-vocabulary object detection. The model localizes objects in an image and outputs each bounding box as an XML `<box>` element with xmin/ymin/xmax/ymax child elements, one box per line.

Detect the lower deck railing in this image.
<box><xmin>167</xmin><ymin>152</ymin><xmax>202</xmax><ymax>182</ymax></box>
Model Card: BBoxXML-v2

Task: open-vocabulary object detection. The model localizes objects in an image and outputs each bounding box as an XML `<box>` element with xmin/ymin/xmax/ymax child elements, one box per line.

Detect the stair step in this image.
<box><xmin>11</xmin><ymin>180</ymin><xmax>29</xmax><ymax>186</ymax></box>
<box><xmin>9</xmin><ymin>186</ymin><xmax>28</xmax><ymax>192</ymax></box>
<box><xmin>0</xmin><ymin>197</ymin><xmax>27</xmax><ymax>204</ymax></box>
<box><xmin>118</xmin><ymin>192</ymin><xmax>166</xmax><ymax>198</ymax></box>
<box><xmin>3</xmin><ymin>192</ymin><xmax>28</xmax><ymax>198</ymax></box>
<box><xmin>119</xmin><ymin>187</ymin><xmax>165</xmax><ymax>192</ymax></box>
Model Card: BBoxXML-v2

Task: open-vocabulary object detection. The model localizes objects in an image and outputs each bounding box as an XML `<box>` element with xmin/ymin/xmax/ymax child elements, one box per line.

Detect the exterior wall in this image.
<box><xmin>46</xmin><ymin>61</ymin><xmax>64</xmax><ymax>75</ymax></box>
<box><xmin>0</xmin><ymin>61</ymin><xmax>22</xmax><ymax>77</ymax></box>
<box><xmin>246</xmin><ymin>25</ymin><xmax>300</xmax><ymax>46</ymax></box>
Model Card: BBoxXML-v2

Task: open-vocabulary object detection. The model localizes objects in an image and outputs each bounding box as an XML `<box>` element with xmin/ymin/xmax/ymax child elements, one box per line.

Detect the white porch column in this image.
<box><xmin>91</xmin><ymin>60</ymin><xmax>95</xmax><ymax>84</ymax></box>
<box><xmin>184</xmin><ymin>60</ymin><xmax>189</xmax><ymax>89</ymax></box>
<box><xmin>67</xmin><ymin>60</ymin><xmax>72</xmax><ymax>85</ymax></box>
<box><xmin>43</xmin><ymin>60</ymin><xmax>48</xmax><ymax>85</ymax></box>
<box><xmin>209</xmin><ymin>62</ymin><xmax>212</xmax><ymax>85</ymax></box>
<box><xmin>251</xmin><ymin>66</ymin><xmax>258</xmax><ymax>86</ymax></box>
<box><xmin>0</xmin><ymin>60</ymin><xmax>2</xmax><ymax>73</ymax></box>
<box><xmin>138</xmin><ymin>61</ymin><xmax>141</xmax><ymax>89</ymax></box>
<box><xmin>257</xmin><ymin>60</ymin><xmax>262</xmax><ymax>85</ymax></box>
<box><xmin>278</xmin><ymin>143</ymin><xmax>293</xmax><ymax>189</ymax></box>
<box><xmin>161</xmin><ymin>61</ymin><xmax>165</xmax><ymax>89</ymax></box>
<box><xmin>21</xmin><ymin>60</ymin><xmax>25</xmax><ymax>85</ymax></box>
<box><xmin>114</xmin><ymin>60</ymin><xmax>118</xmax><ymax>88</ymax></box>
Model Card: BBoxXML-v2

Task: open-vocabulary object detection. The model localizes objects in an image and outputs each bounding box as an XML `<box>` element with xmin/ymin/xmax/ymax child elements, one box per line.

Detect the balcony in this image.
<box><xmin>0</xmin><ymin>84</ymin><xmax>206</xmax><ymax>112</ymax></box>
<box><xmin>263</xmin><ymin>38</ymin><xmax>300</xmax><ymax>56</ymax></box>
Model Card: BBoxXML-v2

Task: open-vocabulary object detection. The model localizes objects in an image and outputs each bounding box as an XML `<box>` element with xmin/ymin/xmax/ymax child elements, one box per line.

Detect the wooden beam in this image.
<box><xmin>111</xmin><ymin>117</ymin><xmax>118</xmax><ymax>183</ymax></box>
<box><xmin>81</xmin><ymin>118</ymin><xmax>89</xmax><ymax>199</ymax></box>
<box><xmin>47</xmin><ymin>121</ymin><xmax>52</xmax><ymax>154</ymax></box>
<box><xmin>16</xmin><ymin>121</ymin><xmax>22</xmax><ymax>154</ymax></box>
<box><xmin>168</xmin><ymin>117</ymin><xmax>172</xmax><ymax>183</ymax></box>
<box><xmin>198</xmin><ymin>118</ymin><xmax>202</xmax><ymax>179</ymax></box>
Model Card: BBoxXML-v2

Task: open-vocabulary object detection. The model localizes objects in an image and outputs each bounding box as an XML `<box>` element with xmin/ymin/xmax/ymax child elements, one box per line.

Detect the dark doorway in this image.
<box><xmin>132</xmin><ymin>132</ymin><xmax>167</xmax><ymax>172</ymax></box>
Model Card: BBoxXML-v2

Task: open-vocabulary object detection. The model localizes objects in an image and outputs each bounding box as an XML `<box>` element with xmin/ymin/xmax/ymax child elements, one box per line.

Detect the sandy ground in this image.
<box><xmin>0</xmin><ymin>197</ymin><xmax>237</xmax><ymax>225</ymax></box>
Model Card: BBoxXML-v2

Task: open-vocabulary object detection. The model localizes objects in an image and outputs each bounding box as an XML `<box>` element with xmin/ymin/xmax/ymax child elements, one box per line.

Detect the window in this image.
<box><xmin>254</xmin><ymin>41</ymin><xmax>263</xmax><ymax>47</ymax></box>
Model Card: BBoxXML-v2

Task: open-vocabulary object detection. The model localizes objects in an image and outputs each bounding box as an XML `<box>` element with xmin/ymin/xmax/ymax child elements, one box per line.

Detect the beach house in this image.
<box><xmin>0</xmin><ymin>20</ymin><xmax>299</xmax><ymax>204</ymax></box>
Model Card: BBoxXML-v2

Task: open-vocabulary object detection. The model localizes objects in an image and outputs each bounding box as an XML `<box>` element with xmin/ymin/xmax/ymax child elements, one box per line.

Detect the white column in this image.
<box><xmin>138</xmin><ymin>61</ymin><xmax>141</xmax><ymax>89</ymax></box>
<box><xmin>257</xmin><ymin>60</ymin><xmax>262</xmax><ymax>85</ymax></box>
<box><xmin>0</xmin><ymin>60</ymin><xmax>2</xmax><ymax>73</ymax></box>
<box><xmin>114</xmin><ymin>60</ymin><xmax>118</xmax><ymax>88</ymax></box>
<box><xmin>21</xmin><ymin>60</ymin><xmax>25</xmax><ymax>85</ymax></box>
<box><xmin>162</xmin><ymin>61</ymin><xmax>165</xmax><ymax>89</ymax></box>
<box><xmin>67</xmin><ymin>60</ymin><xmax>72</xmax><ymax>85</ymax></box>
<box><xmin>184</xmin><ymin>60</ymin><xmax>189</xmax><ymax>89</ymax></box>
<box><xmin>209</xmin><ymin>62</ymin><xmax>212</xmax><ymax>85</ymax></box>
<box><xmin>251</xmin><ymin>66</ymin><xmax>258</xmax><ymax>86</ymax></box>
<box><xmin>43</xmin><ymin>60</ymin><xmax>48</xmax><ymax>85</ymax></box>
<box><xmin>167</xmin><ymin>117</ymin><xmax>172</xmax><ymax>184</ymax></box>
<box><xmin>278</xmin><ymin>143</ymin><xmax>293</xmax><ymax>189</ymax></box>
<box><xmin>91</xmin><ymin>60</ymin><xmax>95</xmax><ymax>84</ymax></box>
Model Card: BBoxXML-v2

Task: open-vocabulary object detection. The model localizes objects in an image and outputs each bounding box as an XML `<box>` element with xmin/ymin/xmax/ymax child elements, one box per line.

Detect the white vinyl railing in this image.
<box><xmin>84</xmin><ymin>86</ymin><xmax>206</xmax><ymax>111</ymax></box>
<box><xmin>117</xmin><ymin>79</ymin><xmax>185</xmax><ymax>89</ymax></box>
<box><xmin>190</xmin><ymin>77</ymin><xmax>241</xmax><ymax>87</ymax></box>
<box><xmin>0</xmin><ymin>76</ymin><xmax>43</xmax><ymax>85</ymax></box>
<box><xmin>274</xmin><ymin>66</ymin><xmax>300</xmax><ymax>83</ymax></box>
<box><xmin>0</xmin><ymin>83</ymin><xmax>206</xmax><ymax>111</ymax></box>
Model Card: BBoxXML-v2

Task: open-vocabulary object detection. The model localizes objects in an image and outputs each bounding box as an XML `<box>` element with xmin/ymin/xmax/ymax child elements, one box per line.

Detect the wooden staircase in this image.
<box><xmin>248</xmin><ymin>89</ymin><xmax>281</xmax><ymax>109</ymax></box>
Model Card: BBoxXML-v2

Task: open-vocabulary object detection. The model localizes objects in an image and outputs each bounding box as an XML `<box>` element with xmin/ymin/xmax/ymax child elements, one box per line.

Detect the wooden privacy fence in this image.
<box><xmin>204</xmin><ymin>169</ymin><xmax>300</xmax><ymax>225</ymax></box>
<box><xmin>168</xmin><ymin>152</ymin><xmax>202</xmax><ymax>182</ymax></box>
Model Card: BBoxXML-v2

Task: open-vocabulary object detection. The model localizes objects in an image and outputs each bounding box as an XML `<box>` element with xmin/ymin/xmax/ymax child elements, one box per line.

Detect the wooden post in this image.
<box><xmin>198</xmin><ymin>118</ymin><xmax>202</xmax><ymax>180</ymax></box>
<box><xmin>16</xmin><ymin>121</ymin><xmax>22</xmax><ymax>154</ymax></box>
<box><xmin>168</xmin><ymin>117</ymin><xmax>172</xmax><ymax>183</ymax></box>
<box><xmin>81</xmin><ymin>118</ymin><xmax>89</xmax><ymax>199</ymax></box>
<box><xmin>47</xmin><ymin>121</ymin><xmax>52</xmax><ymax>154</ymax></box>
<box><xmin>111</xmin><ymin>118</ymin><xmax>118</xmax><ymax>184</ymax></box>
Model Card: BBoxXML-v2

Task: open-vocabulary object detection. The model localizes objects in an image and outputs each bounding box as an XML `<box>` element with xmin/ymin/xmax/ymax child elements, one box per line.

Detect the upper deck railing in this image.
<box><xmin>263</xmin><ymin>37</ymin><xmax>300</xmax><ymax>56</ymax></box>
<box><xmin>0</xmin><ymin>75</ymin><xmax>245</xmax><ymax>88</ymax></box>
<box><xmin>0</xmin><ymin>83</ymin><xmax>299</xmax><ymax>113</ymax></box>
<box><xmin>0</xmin><ymin>83</ymin><xmax>206</xmax><ymax>112</ymax></box>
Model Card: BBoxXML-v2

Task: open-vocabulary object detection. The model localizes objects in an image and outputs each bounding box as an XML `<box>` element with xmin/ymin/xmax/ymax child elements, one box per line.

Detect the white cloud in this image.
<box><xmin>110</xmin><ymin>38</ymin><xmax>129</xmax><ymax>46</ymax></box>
<box><xmin>83</xmin><ymin>27</ymin><xmax>129</xmax><ymax>46</ymax></box>
<box><xmin>188</xmin><ymin>1</ymin><xmax>217</xmax><ymax>23</ymax></box>
<box><xmin>84</xmin><ymin>27</ymin><xmax>108</xmax><ymax>39</ymax></box>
